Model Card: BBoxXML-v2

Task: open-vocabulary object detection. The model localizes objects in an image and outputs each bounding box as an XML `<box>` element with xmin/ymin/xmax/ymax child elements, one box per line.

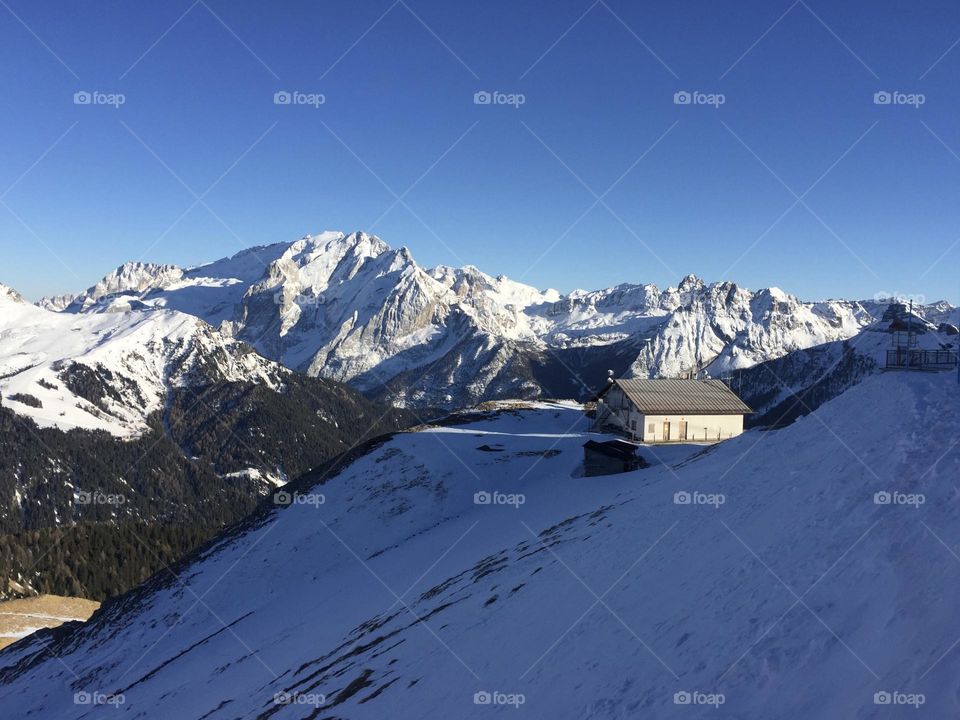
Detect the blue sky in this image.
<box><xmin>1</xmin><ymin>0</ymin><xmax>958</xmax><ymax>303</ymax></box>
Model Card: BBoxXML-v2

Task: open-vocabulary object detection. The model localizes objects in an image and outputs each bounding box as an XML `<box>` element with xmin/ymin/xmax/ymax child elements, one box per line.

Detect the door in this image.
<box><xmin>679</xmin><ymin>420</ymin><xmax>688</xmax><ymax>440</ymax></box>
<box><xmin>662</xmin><ymin>421</ymin><xmax>671</xmax><ymax>441</ymax></box>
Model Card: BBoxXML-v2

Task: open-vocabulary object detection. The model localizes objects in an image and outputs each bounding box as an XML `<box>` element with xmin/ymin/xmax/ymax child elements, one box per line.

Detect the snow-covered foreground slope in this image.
<box><xmin>2</xmin><ymin>372</ymin><xmax>958</xmax><ymax>718</ymax></box>
<box><xmin>41</xmin><ymin>231</ymin><xmax>917</xmax><ymax>409</ymax></box>
<box><xmin>0</xmin><ymin>283</ymin><xmax>284</xmax><ymax>435</ymax></box>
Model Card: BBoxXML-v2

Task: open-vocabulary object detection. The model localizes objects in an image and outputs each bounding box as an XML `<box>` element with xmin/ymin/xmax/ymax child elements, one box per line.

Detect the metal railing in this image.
<box><xmin>886</xmin><ymin>349</ymin><xmax>958</xmax><ymax>370</ymax></box>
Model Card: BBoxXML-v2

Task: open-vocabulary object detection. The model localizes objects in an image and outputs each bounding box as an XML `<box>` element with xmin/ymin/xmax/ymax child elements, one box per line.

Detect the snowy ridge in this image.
<box><xmin>0</xmin><ymin>285</ymin><xmax>285</xmax><ymax>436</ymax></box>
<box><xmin>35</xmin><ymin>230</ymin><xmax>948</xmax><ymax>410</ymax></box>
<box><xmin>1</xmin><ymin>373</ymin><xmax>958</xmax><ymax>717</ymax></box>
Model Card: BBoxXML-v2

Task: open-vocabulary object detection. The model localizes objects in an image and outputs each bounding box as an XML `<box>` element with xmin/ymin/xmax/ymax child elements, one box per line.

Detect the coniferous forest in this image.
<box><xmin>0</xmin><ymin>374</ymin><xmax>415</xmax><ymax>600</ymax></box>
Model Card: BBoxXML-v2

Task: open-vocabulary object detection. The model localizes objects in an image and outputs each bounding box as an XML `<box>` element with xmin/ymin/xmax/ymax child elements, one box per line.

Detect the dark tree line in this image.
<box><xmin>0</xmin><ymin>523</ymin><xmax>216</xmax><ymax>601</ymax></box>
<box><xmin>0</xmin><ymin>373</ymin><xmax>415</xmax><ymax>600</ymax></box>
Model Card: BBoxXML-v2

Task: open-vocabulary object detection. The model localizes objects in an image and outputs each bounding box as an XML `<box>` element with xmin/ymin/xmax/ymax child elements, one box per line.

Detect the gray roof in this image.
<box><xmin>613</xmin><ymin>378</ymin><xmax>752</xmax><ymax>415</ymax></box>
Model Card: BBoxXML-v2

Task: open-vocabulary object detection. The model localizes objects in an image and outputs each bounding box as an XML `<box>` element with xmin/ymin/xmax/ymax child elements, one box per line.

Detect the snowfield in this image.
<box><xmin>1</xmin><ymin>371</ymin><xmax>958</xmax><ymax>718</ymax></box>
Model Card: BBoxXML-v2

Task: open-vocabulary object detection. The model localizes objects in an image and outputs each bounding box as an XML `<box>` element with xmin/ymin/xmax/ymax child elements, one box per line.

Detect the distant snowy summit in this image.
<box><xmin>17</xmin><ymin>230</ymin><xmax>954</xmax><ymax>413</ymax></box>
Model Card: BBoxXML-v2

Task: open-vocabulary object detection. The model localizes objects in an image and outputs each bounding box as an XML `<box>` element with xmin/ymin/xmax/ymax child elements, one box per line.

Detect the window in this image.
<box><xmin>647</xmin><ymin>423</ymin><xmax>655</xmax><ymax>434</ymax></box>
<box><xmin>631</xmin><ymin>419</ymin><xmax>637</xmax><ymax>431</ymax></box>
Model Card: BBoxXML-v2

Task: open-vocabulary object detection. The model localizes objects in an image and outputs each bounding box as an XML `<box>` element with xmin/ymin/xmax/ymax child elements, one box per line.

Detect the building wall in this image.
<box><xmin>584</xmin><ymin>451</ymin><xmax>629</xmax><ymax>477</ymax></box>
<box><xmin>635</xmin><ymin>413</ymin><xmax>744</xmax><ymax>443</ymax></box>
<box><xmin>601</xmin><ymin>387</ymin><xmax>746</xmax><ymax>443</ymax></box>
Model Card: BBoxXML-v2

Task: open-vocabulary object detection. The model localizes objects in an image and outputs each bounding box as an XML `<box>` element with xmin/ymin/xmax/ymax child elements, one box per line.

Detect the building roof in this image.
<box><xmin>583</xmin><ymin>439</ymin><xmax>639</xmax><ymax>460</ymax></box>
<box><xmin>613</xmin><ymin>378</ymin><xmax>753</xmax><ymax>415</ymax></box>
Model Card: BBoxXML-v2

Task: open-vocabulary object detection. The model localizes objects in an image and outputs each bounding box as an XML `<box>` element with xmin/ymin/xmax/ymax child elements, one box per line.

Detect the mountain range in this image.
<box><xmin>17</xmin><ymin>229</ymin><xmax>955</xmax><ymax>424</ymax></box>
<box><xmin>2</xmin><ymin>230</ymin><xmax>956</xmax><ymax>601</ymax></box>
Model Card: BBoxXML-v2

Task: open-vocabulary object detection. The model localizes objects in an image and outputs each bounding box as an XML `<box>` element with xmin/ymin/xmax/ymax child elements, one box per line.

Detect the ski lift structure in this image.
<box><xmin>884</xmin><ymin>300</ymin><xmax>958</xmax><ymax>372</ymax></box>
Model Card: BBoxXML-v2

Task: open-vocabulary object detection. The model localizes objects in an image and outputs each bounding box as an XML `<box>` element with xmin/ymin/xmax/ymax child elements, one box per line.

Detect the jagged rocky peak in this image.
<box><xmin>429</xmin><ymin>264</ymin><xmax>559</xmax><ymax>308</ymax></box>
<box><xmin>93</xmin><ymin>261</ymin><xmax>184</xmax><ymax>295</ymax></box>
<box><xmin>678</xmin><ymin>272</ymin><xmax>705</xmax><ymax>292</ymax></box>
<box><xmin>0</xmin><ymin>282</ymin><xmax>27</xmax><ymax>304</ymax></box>
<box><xmin>280</xmin><ymin>231</ymin><xmax>397</xmax><ymax>275</ymax></box>
<box><xmin>59</xmin><ymin>261</ymin><xmax>186</xmax><ymax>312</ymax></box>
<box><xmin>37</xmin><ymin>294</ymin><xmax>75</xmax><ymax>311</ymax></box>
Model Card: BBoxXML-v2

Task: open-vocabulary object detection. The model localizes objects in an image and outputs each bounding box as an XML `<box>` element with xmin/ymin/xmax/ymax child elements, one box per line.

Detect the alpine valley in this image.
<box><xmin>1</xmin><ymin>230</ymin><xmax>959</xmax><ymax>720</ymax></box>
<box><xmin>0</xmin><ymin>230</ymin><xmax>956</xmax><ymax>603</ymax></box>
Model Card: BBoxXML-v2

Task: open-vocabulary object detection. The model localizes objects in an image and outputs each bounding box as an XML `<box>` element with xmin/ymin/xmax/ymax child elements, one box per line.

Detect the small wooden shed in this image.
<box><xmin>583</xmin><ymin>439</ymin><xmax>645</xmax><ymax>477</ymax></box>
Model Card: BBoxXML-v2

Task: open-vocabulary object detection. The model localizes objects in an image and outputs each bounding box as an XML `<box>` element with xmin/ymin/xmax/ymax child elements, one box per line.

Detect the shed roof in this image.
<box><xmin>613</xmin><ymin>378</ymin><xmax>752</xmax><ymax>415</ymax></box>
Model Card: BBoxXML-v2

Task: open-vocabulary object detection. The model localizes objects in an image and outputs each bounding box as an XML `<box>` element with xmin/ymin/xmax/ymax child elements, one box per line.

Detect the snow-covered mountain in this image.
<box><xmin>0</xmin><ymin>280</ymin><xmax>416</xmax><ymax>599</ymax></box>
<box><xmin>39</xmin><ymin>230</ymin><xmax>935</xmax><ymax>410</ymax></box>
<box><xmin>2</xmin><ymin>371</ymin><xmax>957</xmax><ymax>718</ymax></box>
<box><xmin>0</xmin><ymin>282</ymin><xmax>285</xmax><ymax>437</ymax></box>
<box><xmin>735</xmin><ymin>303</ymin><xmax>959</xmax><ymax>426</ymax></box>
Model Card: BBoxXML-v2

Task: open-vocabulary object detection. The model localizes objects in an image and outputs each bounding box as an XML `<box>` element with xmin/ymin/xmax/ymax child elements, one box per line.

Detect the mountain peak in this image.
<box><xmin>0</xmin><ymin>282</ymin><xmax>26</xmax><ymax>304</ymax></box>
<box><xmin>678</xmin><ymin>273</ymin><xmax>704</xmax><ymax>291</ymax></box>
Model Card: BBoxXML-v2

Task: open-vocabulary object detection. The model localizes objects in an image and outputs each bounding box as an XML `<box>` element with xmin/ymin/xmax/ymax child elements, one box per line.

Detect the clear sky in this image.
<box><xmin>1</xmin><ymin>0</ymin><xmax>958</xmax><ymax>304</ymax></box>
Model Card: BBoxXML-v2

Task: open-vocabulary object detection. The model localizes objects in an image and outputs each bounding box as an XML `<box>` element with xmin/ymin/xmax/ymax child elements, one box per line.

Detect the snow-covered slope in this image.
<box><xmin>2</xmin><ymin>372</ymin><xmax>958</xmax><ymax>718</ymax></box>
<box><xmin>0</xmin><ymin>283</ymin><xmax>284</xmax><ymax>436</ymax></box>
<box><xmin>42</xmin><ymin>231</ymin><xmax>933</xmax><ymax>410</ymax></box>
